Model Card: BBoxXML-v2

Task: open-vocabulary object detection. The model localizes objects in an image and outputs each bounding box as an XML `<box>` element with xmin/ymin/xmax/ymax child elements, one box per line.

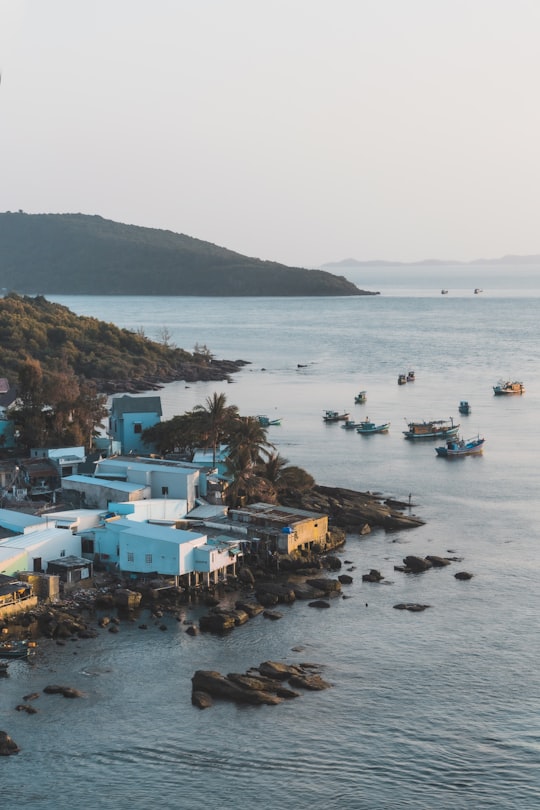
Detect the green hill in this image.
<box><xmin>0</xmin><ymin>212</ymin><xmax>375</xmax><ymax>296</ymax></box>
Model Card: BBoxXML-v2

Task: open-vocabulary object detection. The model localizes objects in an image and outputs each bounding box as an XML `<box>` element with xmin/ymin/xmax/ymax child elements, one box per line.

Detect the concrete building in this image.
<box><xmin>109</xmin><ymin>395</ymin><xmax>162</xmax><ymax>454</ymax></box>
<box><xmin>228</xmin><ymin>502</ymin><xmax>329</xmax><ymax>556</ymax></box>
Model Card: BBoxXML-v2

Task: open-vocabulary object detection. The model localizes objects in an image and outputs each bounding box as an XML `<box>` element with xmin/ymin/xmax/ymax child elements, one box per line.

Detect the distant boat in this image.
<box><xmin>341</xmin><ymin>419</ymin><xmax>359</xmax><ymax>430</ymax></box>
<box><xmin>403</xmin><ymin>417</ymin><xmax>459</xmax><ymax>440</ymax></box>
<box><xmin>493</xmin><ymin>380</ymin><xmax>525</xmax><ymax>395</ymax></box>
<box><xmin>441</xmin><ymin>289</ymin><xmax>449</xmax><ymax>294</ymax></box>
<box><xmin>407</xmin><ymin>370</ymin><xmax>416</xmax><ymax>382</ymax></box>
<box><xmin>436</xmin><ymin>435</ymin><xmax>485</xmax><ymax>458</ymax></box>
<box><xmin>458</xmin><ymin>401</ymin><xmax>471</xmax><ymax>415</ymax></box>
<box><xmin>354</xmin><ymin>390</ymin><xmax>367</xmax><ymax>404</ymax></box>
<box><xmin>474</xmin><ymin>288</ymin><xmax>483</xmax><ymax>294</ymax></box>
<box><xmin>257</xmin><ymin>415</ymin><xmax>282</xmax><ymax>426</ymax></box>
<box><xmin>323</xmin><ymin>409</ymin><xmax>350</xmax><ymax>423</ymax></box>
<box><xmin>356</xmin><ymin>417</ymin><xmax>390</xmax><ymax>435</ymax></box>
<box><xmin>0</xmin><ymin>640</ymin><xmax>36</xmax><ymax>660</ymax></box>
<box><xmin>398</xmin><ymin>374</ymin><xmax>407</xmax><ymax>385</ymax></box>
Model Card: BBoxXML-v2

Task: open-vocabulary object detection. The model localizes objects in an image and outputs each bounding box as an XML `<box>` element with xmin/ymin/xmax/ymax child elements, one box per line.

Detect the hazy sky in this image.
<box><xmin>1</xmin><ymin>0</ymin><xmax>539</xmax><ymax>267</ymax></box>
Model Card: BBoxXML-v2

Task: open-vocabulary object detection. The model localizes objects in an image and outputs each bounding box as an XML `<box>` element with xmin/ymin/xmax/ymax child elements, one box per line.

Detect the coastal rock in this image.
<box><xmin>308</xmin><ymin>600</ymin><xmax>331</xmax><ymax>608</ymax></box>
<box><xmin>114</xmin><ymin>589</ymin><xmax>142</xmax><ymax>609</ymax></box>
<box><xmin>362</xmin><ymin>569</ymin><xmax>384</xmax><ymax>582</ymax></box>
<box><xmin>393</xmin><ymin>603</ymin><xmax>431</xmax><ymax>612</ymax></box>
<box><xmin>425</xmin><ymin>555</ymin><xmax>451</xmax><ymax>567</ymax></box>
<box><xmin>292</xmin><ymin>583</ymin><xmax>325</xmax><ymax>600</ymax></box>
<box><xmin>255</xmin><ymin>582</ymin><xmax>296</xmax><ymax>604</ymax></box>
<box><xmin>235</xmin><ymin>600</ymin><xmax>264</xmax><ymax>617</ymax></box>
<box><xmin>257</xmin><ymin>661</ymin><xmax>305</xmax><ymax>681</ymax></box>
<box><xmin>324</xmin><ymin>555</ymin><xmax>342</xmax><ymax>571</ymax></box>
<box><xmin>0</xmin><ymin>731</ymin><xmax>20</xmax><ymax>756</ymax></box>
<box><xmin>338</xmin><ymin>574</ymin><xmax>353</xmax><ymax>584</ymax></box>
<box><xmin>455</xmin><ymin>571</ymin><xmax>474</xmax><ymax>580</ymax></box>
<box><xmin>402</xmin><ymin>556</ymin><xmax>433</xmax><ymax>573</ymax></box>
<box><xmin>15</xmin><ymin>704</ymin><xmax>38</xmax><ymax>714</ymax></box>
<box><xmin>191</xmin><ymin>670</ymin><xmax>282</xmax><ymax>705</ymax></box>
<box><xmin>305</xmin><ymin>577</ymin><xmax>342</xmax><ymax>594</ymax></box>
<box><xmin>43</xmin><ymin>684</ymin><xmax>85</xmax><ymax>698</ymax></box>
<box><xmin>263</xmin><ymin>610</ymin><xmax>282</xmax><ymax>620</ymax></box>
<box><xmin>199</xmin><ymin>614</ymin><xmax>235</xmax><ymax>633</ymax></box>
<box><xmin>288</xmin><ymin>673</ymin><xmax>331</xmax><ymax>691</ymax></box>
<box><xmin>192</xmin><ymin>690</ymin><xmax>213</xmax><ymax>709</ymax></box>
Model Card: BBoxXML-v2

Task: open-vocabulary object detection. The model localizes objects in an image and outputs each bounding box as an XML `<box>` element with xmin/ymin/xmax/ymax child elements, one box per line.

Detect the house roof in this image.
<box><xmin>110</xmin><ymin>395</ymin><xmax>163</xmax><ymax>417</ymax></box>
<box><xmin>62</xmin><ymin>475</ymin><xmax>147</xmax><ymax>494</ymax></box>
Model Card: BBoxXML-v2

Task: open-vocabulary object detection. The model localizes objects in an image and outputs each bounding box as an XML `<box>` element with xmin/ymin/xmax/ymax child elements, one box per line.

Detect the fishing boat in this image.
<box><xmin>459</xmin><ymin>401</ymin><xmax>471</xmax><ymax>414</ymax></box>
<box><xmin>441</xmin><ymin>289</ymin><xmax>448</xmax><ymax>294</ymax></box>
<box><xmin>474</xmin><ymin>288</ymin><xmax>483</xmax><ymax>294</ymax></box>
<box><xmin>323</xmin><ymin>410</ymin><xmax>350</xmax><ymax>423</ymax></box>
<box><xmin>341</xmin><ymin>419</ymin><xmax>359</xmax><ymax>430</ymax></box>
<box><xmin>398</xmin><ymin>374</ymin><xmax>407</xmax><ymax>385</ymax></box>
<box><xmin>407</xmin><ymin>370</ymin><xmax>416</xmax><ymax>382</ymax></box>
<box><xmin>257</xmin><ymin>415</ymin><xmax>282</xmax><ymax>426</ymax></box>
<box><xmin>403</xmin><ymin>417</ymin><xmax>459</xmax><ymax>440</ymax></box>
<box><xmin>435</xmin><ymin>435</ymin><xmax>485</xmax><ymax>457</ymax></box>
<box><xmin>354</xmin><ymin>390</ymin><xmax>367</xmax><ymax>404</ymax></box>
<box><xmin>0</xmin><ymin>639</ymin><xmax>36</xmax><ymax>659</ymax></box>
<box><xmin>493</xmin><ymin>380</ymin><xmax>525</xmax><ymax>395</ymax></box>
<box><xmin>356</xmin><ymin>417</ymin><xmax>390</xmax><ymax>435</ymax></box>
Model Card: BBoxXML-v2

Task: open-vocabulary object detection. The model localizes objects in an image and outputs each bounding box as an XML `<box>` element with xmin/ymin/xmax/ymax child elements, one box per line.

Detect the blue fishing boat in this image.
<box><xmin>257</xmin><ymin>415</ymin><xmax>282</xmax><ymax>426</ymax></box>
<box><xmin>436</xmin><ymin>435</ymin><xmax>485</xmax><ymax>458</ymax></box>
<box><xmin>403</xmin><ymin>417</ymin><xmax>459</xmax><ymax>440</ymax></box>
<box><xmin>0</xmin><ymin>639</ymin><xmax>36</xmax><ymax>659</ymax></box>
<box><xmin>459</xmin><ymin>401</ymin><xmax>471</xmax><ymax>414</ymax></box>
<box><xmin>356</xmin><ymin>417</ymin><xmax>390</xmax><ymax>435</ymax></box>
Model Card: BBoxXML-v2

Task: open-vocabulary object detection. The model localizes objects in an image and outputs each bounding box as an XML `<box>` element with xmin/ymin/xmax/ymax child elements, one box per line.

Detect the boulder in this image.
<box><xmin>393</xmin><ymin>603</ymin><xmax>431</xmax><ymax>612</ymax></box>
<box><xmin>308</xmin><ymin>600</ymin><xmax>331</xmax><ymax>608</ymax></box>
<box><xmin>324</xmin><ymin>555</ymin><xmax>342</xmax><ymax>571</ymax></box>
<box><xmin>199</xmin><ymin>614</ymin><xmax>235</xmax><ymax>633</ymax></box>
<box><xmin>263</xmin><ymin>610</ymin><xmax>282</xmax><ymax>620</ymax></box>
<box><xmin>114</xmin><ymin>589</ymin><xmax>142</xmax><ymax>608</ymax></box>
<box><xmin>425</xmin><ymin>555</ymin><xmax>451</xmax><ymax>567</ymax></box>
<box><xmin>288</xmin><ymin>673</ymin><xmax>331</xmax><ymax>690</ymax></box>
<box><xmin>402</xmin><ymin>556</ymin><xmax>433</xmax><ymax>573</ymax></box>
<box><xmin>362</xmin><ymin>569</ymin><xmax>384</xmax><ymax>582</ymax></box>
<box><xmin>305</xmin><ymin>578</ymin><xmax>342</xmax><ymax>594</ymax></box>
<box><xmin>255</xmin><ymin>582</ymin><xmax>296</xmax><ymax>603</ymax></box>
<box><xmin>257</xmin><ymin>661</ymin><xmax>305</xmax><ymax>681</ymax></box>
<box><xmin>455</xmin><ymin>571</ymin><xmax>474</xmax><ymax>580</ymax></box>
<box><xmin>191</xmin><ymin>670</ymin><xmax>282</xmax><ymax>705</ymax></box>
<box><xmin>43</xmin><ymin>684</ymin><xmax>85</xmax><ymax>698</ymax></box>
<box><xmin>192</xmin><ymin>690</ymin><xmax>213</xmax><ymax>709</ymax></box>
<box><xmin>235</xmin><ymin>600</ymin><xmax>264</xmax><ymax>617</ymax></box>
<box><xmin>338</xmin><ymin>574</ymin><xmax>353</xmax><ymax>585</ymax></box>
<box><xmin>292</xmin><ymin>583</ymin><xmax>325</xmax><ymax>600</ymax></box>
<box><xmin>0</xmin><ymin>731</ymin><xmax>20</xmax><ymax>756</ymax></box>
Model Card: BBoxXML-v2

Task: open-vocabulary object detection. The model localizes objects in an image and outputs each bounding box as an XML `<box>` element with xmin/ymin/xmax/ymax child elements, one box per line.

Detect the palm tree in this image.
<box><xmin>257</xmin><ymin>452</ymin><xmax>315</xmax><ymax>496</ymax></box>
<box><xmin>193</xmin><ymin>392</ymin><xmax>238</xmax><ymax>466</ymax></box>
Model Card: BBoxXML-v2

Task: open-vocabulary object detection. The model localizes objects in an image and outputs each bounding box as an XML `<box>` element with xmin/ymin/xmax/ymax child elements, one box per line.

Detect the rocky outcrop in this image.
<box><xmin>0</xmin><ymin>730</ymin><xmax>20</xmax><ymax>755</ymax></box>
<box><xmin>191</xmin><ymin>661</ymin><xmax>331</xmax><ymax>709</ymax></box>
<box><xmin>43</xmin><ymin>684</ymin><xmax>85</xmax><ymax>698</ymax></box>
<box><xmin>281</xmin><ymin>485</ymin><xmax>424</xmax><ymax>532</ymax></box>
<box><xmin>393</xmin><ymin>603</ymin><xmax>431</xmax><ymax>612</ymax></box>
<box><xmin>455</xmin><ymin>571</ymin><xmax>474</xmax><ymax>580</ymax></box>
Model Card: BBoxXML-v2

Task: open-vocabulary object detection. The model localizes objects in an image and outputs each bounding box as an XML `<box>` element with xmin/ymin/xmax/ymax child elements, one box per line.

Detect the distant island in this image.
<box><xmin>0</xmin><ymin>212</ymin><xmax>377</xmax><ymax>297</ymax></box>
<box><xmin>321</xmin><ymin>254</ymin><xmax>540</xmax><ymax>269</ymax></box>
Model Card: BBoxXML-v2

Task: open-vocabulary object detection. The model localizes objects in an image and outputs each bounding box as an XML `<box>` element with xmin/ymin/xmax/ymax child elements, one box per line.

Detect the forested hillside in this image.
<box><xmin>0</xmin><ymin>212</ymin><xmax>375</xmax><ymax>296</ymax></box>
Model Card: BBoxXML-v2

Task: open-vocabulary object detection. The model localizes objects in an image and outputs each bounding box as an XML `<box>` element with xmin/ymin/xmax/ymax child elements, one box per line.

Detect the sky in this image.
<box><xmin>1</xmin><ymin>0</ymin><xmax>539</xmax><ymax>268</ymax></box>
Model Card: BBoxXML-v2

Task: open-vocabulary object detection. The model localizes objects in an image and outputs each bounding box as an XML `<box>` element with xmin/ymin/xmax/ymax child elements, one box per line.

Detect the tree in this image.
<box><xmin>193</xmin><ymin>392</ymin><xmax>238</xmax><ymax>466</ymax></box>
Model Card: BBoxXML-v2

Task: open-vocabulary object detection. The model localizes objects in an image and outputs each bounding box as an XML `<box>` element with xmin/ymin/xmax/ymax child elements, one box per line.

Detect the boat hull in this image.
<box><xmin>403</xmin><ymin>424</ymin><xmax>459</xmax><ymax>440</ymax></box>
<box><xmin>357</xmin><ymin>422</ymin><xmax>390</xmax><ymax>434</ymax></box>
<box><xmin>436</xmin><ymin>438</ymin><xmax>485</xmax><ymax>457</ymax></box>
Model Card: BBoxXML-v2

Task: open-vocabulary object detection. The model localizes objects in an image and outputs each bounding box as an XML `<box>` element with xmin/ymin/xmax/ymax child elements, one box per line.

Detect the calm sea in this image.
<box><xmin>2</xmin><ymin>265</ymin><xmax>539</xmax><ymax>809</ymax></box>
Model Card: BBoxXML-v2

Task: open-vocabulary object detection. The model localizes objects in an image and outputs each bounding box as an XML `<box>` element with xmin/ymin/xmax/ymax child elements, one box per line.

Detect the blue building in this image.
<box><xmin>109</xmin><ymin>395</ymin><xmax>162</xmax><ymax>455</ymax></box>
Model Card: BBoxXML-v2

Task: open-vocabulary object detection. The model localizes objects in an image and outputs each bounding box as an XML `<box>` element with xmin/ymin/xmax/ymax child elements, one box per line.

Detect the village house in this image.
<box><xmin>109</xmin><ymin>395</ymin><xmax>162</xmax><ymax>454</ymax></box>
<box><xmin>227</xmin><ymin>502</ymin><xmax>329</xmax><ymax>557</ymax></box>
<box><xmin>30</xmin><ymin>446</ymin><xmax>86</xmax><ymax>478</ymax></box>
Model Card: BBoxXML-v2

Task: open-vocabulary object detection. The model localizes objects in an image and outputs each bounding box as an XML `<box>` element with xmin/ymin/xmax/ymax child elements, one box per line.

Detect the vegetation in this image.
<box><xmin>142</xmin><ymin>393</ymin><xmax>315</xmax><ymax>508</ymax></box>
<box><xmin>0</xmin><ymin>293</ymin><xmax>245</xmax><ymax>395</ymax></box>
<box><xmin>0</xmin><ymin>212</ymin><xmax>375</xmax><ymax>296</ymax></box>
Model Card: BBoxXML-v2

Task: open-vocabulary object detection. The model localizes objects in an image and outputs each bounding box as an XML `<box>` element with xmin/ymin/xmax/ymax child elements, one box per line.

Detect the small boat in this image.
<box><xmin>458</xmin><ymin>401</ymin><xmax>471</xmax><ymax>415</ymax></box>
<box><xmin>356</xmin><ymin>417</ymin><xmax>390</xmax><ymax>435</ymax></box>
<box><xmin>436</xmin><ymin>435</ymin><xmax>485</xmax><ymax>457</ymax></box>
<box><xmin>0</xmin><ymin>640</ymin><xmax>35</xmax><ymax>659</ymax></box>
<box><xmin>441</xmin><ymin>289</ymin><xmax>448</xmax><ymax>295</ymax></box>
<box><xmin>354</xmin><ymin>390</ymin><xmax>367</xmax><ymax>404</ymax></box>
<box><xmin>403</xmin><ymin>417</ymin><xmax>459</xmax><ymax>440</ymax></box>
<box><xmin>323</xmin><ymin>409</ymin><xmax>350</xmax><ymax>423</ymax></box>
<box><xmin>407</xmin><ymin>370</ymin><xmax>415</xmax><ymax>382</ymax></box>
<box><xmin>341</xmin><ymin>419</ymin><xmax>359</xmax><ymax>430</ymax></box>
<box><xmin>474</xmin><ymin>288</ymin><xmax>483</xmax><ymax>294</ymax></box>
<box><xmin>398</xmin><ymin>374</ymin><xmax>407</xmax><ymax>385</ymax></box>
<box><xmin>493</xmin><ymin>380</ymin><xmax>525</xmax><ymax>395</ymax></box>
<box><xmin>257</xmin><ymin>415</ymin><xmax>282</xmax><ymax>426</ymax></box>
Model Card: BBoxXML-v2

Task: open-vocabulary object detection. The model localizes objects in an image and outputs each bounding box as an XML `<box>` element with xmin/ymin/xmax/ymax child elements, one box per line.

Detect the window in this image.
<box><xmin>145</xmin><ymin>553</ymin><xmax>152</xmax><ymax>565</ymax></box>
<box><xmin>81</xmin><ymin>538</ymin><xmax>94</xmax><ymax>554</ymax></box>
<box><xmin>134</xmin><ymin>422</ymin><xmax>142</xmax><ymax>434</ymax></box>
<box><xmin>127</xmin><ymin>552</ymin><xmax>134</xmax><ymax>562</ymax></box>
<box><xmin>161</xmin><ymin>486</ymin><xmax>168</xmax><ymax>496</ymax></box>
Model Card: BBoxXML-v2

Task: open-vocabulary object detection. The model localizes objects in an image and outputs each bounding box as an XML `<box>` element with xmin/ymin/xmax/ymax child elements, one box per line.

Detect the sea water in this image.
<box><xmin>1</xmin><ymin>267</ymin><xmax>539</xmax><ymax>809</ymax></box>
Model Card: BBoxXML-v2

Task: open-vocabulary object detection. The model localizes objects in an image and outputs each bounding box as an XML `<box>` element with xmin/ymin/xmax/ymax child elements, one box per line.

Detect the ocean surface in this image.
<box><xmin>2</xmin><ymin>265</ymin><xmax>540</xmax><ymax>809</ymax></box>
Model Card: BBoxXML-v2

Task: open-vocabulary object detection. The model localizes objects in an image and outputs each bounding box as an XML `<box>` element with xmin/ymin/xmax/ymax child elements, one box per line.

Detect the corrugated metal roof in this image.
<box><xmin>110</xmin><ymin>395</ymin><xmax>163</xmax><ymax>417</ymax></box>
